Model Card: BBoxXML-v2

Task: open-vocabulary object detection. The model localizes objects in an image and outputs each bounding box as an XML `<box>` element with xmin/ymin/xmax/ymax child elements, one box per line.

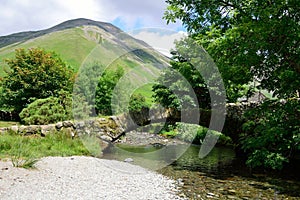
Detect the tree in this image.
<box><xmin>0</xmin><ymin>48</ymin><xmax>74</xmax><ymax>112</ymax></box>
<box><xmin>72</xmin><ymin>62</ymin><xmax>103</xmax><ymax>118</ymax></box>
<box><xmin>152</xmin><ymin>51</ymin><xmax>210</xmax><ymax>110</ymax></box>
<box><xmin>164</xmin><ymin>0</ymin><xmax>299</xmax><ymax>99</ymax></box>
<box><xmin>164</xmin><ymin>0</ymin><xmax>300</xmax><ymax>169</ymax></box>
<box><xmin>129</xmin><ymin>93</ymin><xmax>149</xmax><ymax>113</ymax></box>
<box><xmin>95</xmin><ymin>67</ymin><xmax>124</xmax><ymax>115</ymax></box>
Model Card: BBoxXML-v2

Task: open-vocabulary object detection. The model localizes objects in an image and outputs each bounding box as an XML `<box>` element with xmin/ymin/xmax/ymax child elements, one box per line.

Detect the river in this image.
<box><xmin>102</xmin><ymin>144</ymin><xmax>300</xmax><ymax>199</ymax></box>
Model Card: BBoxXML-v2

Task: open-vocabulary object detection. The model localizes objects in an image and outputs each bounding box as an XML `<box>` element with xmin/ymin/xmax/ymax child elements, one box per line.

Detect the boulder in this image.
<box><xmin>40</xmin><ymin>124</ymin><xmax>56</xmax><ymax>135</ymax></box>
<box><xmin>55</xmin><ymin>122</ymin><xmax>63</xmax><ymax>130</ymax></box>
<box><xmin>19</xmin><ymin>125</ymin><xmax>41</xmax><ymax>135</ymax></box>
<box><xmin>63</xmin><ymin>121</ymin><xmax>74</xmax><ymax>128</ymax></box>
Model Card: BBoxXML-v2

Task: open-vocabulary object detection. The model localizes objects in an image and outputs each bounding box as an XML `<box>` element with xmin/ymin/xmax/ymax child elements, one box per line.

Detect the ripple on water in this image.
<box><xmin>103</xmin><ymin>144</ymin><xmax>300</xmax><ymax>199</ymax></box>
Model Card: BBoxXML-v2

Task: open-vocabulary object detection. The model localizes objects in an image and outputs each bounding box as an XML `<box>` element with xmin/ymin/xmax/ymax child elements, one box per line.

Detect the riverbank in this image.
<box><xmin>0</xmin><ymin>156</ymin><xmax>186</xmax><ymax>200</ymax></box>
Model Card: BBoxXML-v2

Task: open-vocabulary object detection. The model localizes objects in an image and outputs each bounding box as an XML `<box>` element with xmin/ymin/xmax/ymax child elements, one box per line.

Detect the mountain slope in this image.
<box><xmin>0</xmin><ymin>18</ymin><xmax>169</xmax><ymax>78</ymax></box>
<box><xmin>0</xmin><ymin>18</ymin><xmax>147</xmax><ymax>49</ymax></box>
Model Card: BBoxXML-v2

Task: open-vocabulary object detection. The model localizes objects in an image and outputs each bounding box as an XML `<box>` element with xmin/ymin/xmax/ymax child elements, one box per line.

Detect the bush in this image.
<box><xmin>173</xmin><ymin>122</ymin><xmax>232</xmax><ymax>145</ymax></box>
<box><xmin>129</xmin><ymin>93</ymin><xmax>149</xmax><ymax>112</ymax></box>
<box><xmin>19</xmin><ymin>91</ymin><xmax>72</xmax><ymax>125</ymax></box>
<box><xmin>241</xmin><ymin>99</ymin><xmax>300</xmax><ymax>170</ymax></box>
<box><xmin>128</xmin><ymin>93</ymin><xmax>150</xmax><ymax>126</ymax></box>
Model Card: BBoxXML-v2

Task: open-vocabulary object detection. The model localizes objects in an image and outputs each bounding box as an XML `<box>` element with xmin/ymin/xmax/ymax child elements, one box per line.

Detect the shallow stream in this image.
<box><xmin>102</xmin><ymin>144</ymin><xmax>300</xmax><ymax>199</ymax></box>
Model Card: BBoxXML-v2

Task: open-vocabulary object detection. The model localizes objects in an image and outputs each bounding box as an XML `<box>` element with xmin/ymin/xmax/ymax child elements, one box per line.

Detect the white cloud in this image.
<box><xmin>130</xmin><ymin>29</ymin><xmax>187</xmax><ymax>57</ymax></box>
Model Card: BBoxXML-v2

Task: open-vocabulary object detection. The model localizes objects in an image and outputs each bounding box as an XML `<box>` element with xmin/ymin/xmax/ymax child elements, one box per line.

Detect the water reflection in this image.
<box><xmin>102</xmin><ymin>144</ymin><xmax>300</xmax><ymax>199</ymax></box>
<box><xmin>102</xmin><ymin>144</ymin><xmax>236</xmax><ymax>175</ymax></box>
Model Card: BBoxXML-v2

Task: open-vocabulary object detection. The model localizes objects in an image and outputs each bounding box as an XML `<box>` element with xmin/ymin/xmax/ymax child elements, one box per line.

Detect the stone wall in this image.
<box><xmin>0</xmin><ymin>116</ymin><xmax>125</xmax><ymax>142</ymax></box>
<box><xmin>0</xmin><ymin>102</ymin><xmax>260</xmax><ymax>146</ymax></box>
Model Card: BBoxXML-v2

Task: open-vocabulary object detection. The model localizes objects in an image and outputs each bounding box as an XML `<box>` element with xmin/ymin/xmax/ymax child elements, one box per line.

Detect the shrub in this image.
<box><xmin>128</xmin><ymin>93</ymin><xmax>150</xmax><ymax>126</ymax></box>
<box><xmin>19</xmin><ymin>91</ymin><xmax>72</xmax><ymax>125</ymax></box>
<box><xmin>129</xmin><ymin>93</ymin><xmax>149</xmax><ymax>112</ymax></box>
<box><xmin>174</xmin><ymin>122</ymin><xmax>232</xmax><ymax>145</ymax></box>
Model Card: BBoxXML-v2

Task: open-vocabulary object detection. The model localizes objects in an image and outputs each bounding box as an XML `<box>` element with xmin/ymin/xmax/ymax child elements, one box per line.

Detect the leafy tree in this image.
<box><xmin>152</xmin><ymin>51</ymin><xmax>210</xmax><ymax>110</ymax></box>
<box><xmin>95</xmin><ymin>67</ymin><xmax>124</xmax><ymax>115</ymax></box>
<box><xmin>164</xmin><ymin>0</ymin><xmax>300</xmax><ymax>99</ymax></box>
<box><xmin>241</xmin><ymin>99</ymin><xmax>300</xmax><ymax>170</ymax></box>
<box><xmin>163</xmin><ymin>0</ymin><xmax>300</xmax><ymax>169</ymax></box>
<box><xmin>19</xmin><ymin>90</ymin><xmax>72</xmax><ymax>125</ymax></box>
<box><xmin>0</xmin><ymin>48</ymin><xmax>74</xmax><ymax>112</ymax></box>
<box><xmin>73</xmin><ymin>62</ymin><xmax>103</xmax><ymax>107</ymax></box>
<box><xmin>72</xmin><ymin>62</ymin><xmax>103</xmax><ymax>118</ymax></box>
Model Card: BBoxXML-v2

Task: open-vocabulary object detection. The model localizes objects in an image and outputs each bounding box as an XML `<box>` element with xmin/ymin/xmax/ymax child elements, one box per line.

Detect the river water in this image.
<box><xmin>102</xmin><ymin>144</ymin><xmax>300</xmax><ymax>199</ymax></box>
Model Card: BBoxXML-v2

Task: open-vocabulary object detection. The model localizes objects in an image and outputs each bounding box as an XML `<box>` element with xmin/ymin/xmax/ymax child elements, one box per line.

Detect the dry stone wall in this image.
<box><xmin>0</xmin><ymin>116</ymin><xmax>125</xmax><ymax>142</ymax></box>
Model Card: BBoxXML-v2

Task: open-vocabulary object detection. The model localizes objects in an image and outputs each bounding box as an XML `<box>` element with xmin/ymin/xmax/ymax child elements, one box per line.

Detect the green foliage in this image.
<box><xmin>129</xmin><ymin>93</ymin><xmax>149</xmax><ymax>113</ymax></box>
<box><xmin>73</xmin><ymin>62</ymin><xmax>103</xmax><ymax>107</ymax></box>
<box><xmin>0</xmin><ymin>130</ymin><xmax>90</xmax><ymax>167</ymax></box>
<box><xmin>175</xmin><ymin>123</ymin><xmax>199</xmax><ymax>143</ymax></box>
<box><xmin>128</xmin><ymin>93</ymin><xmax>150</xmax><ymax>126</ymax></box>
<box><xmin>241</xmin><ymin>99</ymin><xmax>300</xmax><ymax>170</ymax></box>
<box><xmin>10</xmin><ymin>139</ymin><xmax>39</xmax><ymax>168</ymax></box>
<box><xmin>0</xmin><ymin>48</ymin><xmax>75</xmax><ymax>112</ymax></box>
<box><xmin>72</xmin><ymin>62</ymin><xmax>102</xmax><ymax>119</ymax></box>
<box><xmin>153</xmin><ymin>55</ymin><xmax>209</xmax><ymax>110</ymax></box>
<box><xmin>164</xmin><ymin>0</ymin><xmax>300</xmax><ymax>100</ymax></box>
<box><xmin>72</xmin><ymin>93</ymin><xmax>93</xmax><ymax>120</ymax></box>
<box><xmin>164</xmin><ymin>0</ymin><xmax>299</xmax><ymax>171</ymax></box>
<box><xmin>19</xmin><ymin>91</ymin><xmax>72</xmax><ymax>125</ymax></box>
<box><xmin>134</xmin><ymin>83</ymin><xmax>155</xmax><ymax>106</ymax></box>
<box><xmin>162</xmin><ymin>122</ymin><xmax>232</xmax><ymax>145</ymax></box>
<box><xmin>95</xmin><ymin>67</ymin><xmax>124</xmax><ymax>115</ymax></box>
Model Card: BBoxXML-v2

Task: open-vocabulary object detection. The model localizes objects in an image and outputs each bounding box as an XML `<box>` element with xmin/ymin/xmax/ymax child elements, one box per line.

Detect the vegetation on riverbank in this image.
<box><xmin>160</xmin><ymin>123</ymin><xmax>232</xmax><ymax>146</ymax></box>
<box><xmin>0</xmin><ymin>130</ymin><xmax>89</xmax><ymax>168</ymax></box>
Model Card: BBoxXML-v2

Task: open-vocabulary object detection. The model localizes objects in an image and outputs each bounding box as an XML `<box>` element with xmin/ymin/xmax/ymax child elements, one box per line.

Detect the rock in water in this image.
<box><xmin>124</xmin><ymin>158</ymin><xmax>134</xmax><ymax>163</ymax></box>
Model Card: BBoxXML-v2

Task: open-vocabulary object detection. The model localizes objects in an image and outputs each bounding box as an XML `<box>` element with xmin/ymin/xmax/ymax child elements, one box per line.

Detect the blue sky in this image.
<box><xmin>0</xmin><ymin>0</ymin><xmax>185</xmax><ymax>36</ymax></box>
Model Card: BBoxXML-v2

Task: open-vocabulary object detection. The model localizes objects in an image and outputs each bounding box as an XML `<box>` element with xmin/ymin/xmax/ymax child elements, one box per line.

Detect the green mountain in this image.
<box><xmin>0</xmin><ymin>18</ymin><xmax>170</xmax><ymax>80</ymax></box>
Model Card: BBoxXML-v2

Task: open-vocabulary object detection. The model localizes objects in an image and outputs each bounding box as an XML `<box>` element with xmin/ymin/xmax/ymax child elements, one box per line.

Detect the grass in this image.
<box><xmin>0</xmin><ymin>121</ymin><xmax>19</xmax><ymax>127</ymax></box>
<box><xmin>0</xmin><ymin>130</ymin><xmax>90</xmax><ymax>168</ymax></box>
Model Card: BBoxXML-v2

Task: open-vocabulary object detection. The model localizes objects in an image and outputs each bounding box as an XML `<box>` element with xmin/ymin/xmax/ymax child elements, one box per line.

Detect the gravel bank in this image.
<box><xmin>0</xmin><ymin>156</ymin><xmax>184</xmax><ymax>200</ymax></box>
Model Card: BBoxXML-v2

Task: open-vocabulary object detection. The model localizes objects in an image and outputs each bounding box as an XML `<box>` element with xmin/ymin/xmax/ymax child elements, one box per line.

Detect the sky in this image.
<box><xmin>0</xmin><ymin>0</ymin><xmax>185</xmax><ymax>36</ymax></box>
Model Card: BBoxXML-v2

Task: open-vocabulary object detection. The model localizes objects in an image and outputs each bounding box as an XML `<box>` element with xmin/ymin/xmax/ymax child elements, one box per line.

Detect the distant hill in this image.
<box><xmin>0</xmin><ymin>18</ymin><xmax>170</xmax><ymax>80</ymax></box>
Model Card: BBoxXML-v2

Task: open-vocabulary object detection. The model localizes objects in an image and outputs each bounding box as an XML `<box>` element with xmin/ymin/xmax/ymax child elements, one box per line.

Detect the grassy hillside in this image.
<box><xmin>0</xmin><ymin>25</ymin><xmax>168</xmax><ymax>73</ymax></box>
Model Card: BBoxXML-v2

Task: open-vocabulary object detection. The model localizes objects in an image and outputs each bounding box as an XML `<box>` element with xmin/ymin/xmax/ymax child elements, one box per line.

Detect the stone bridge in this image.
<box><xmin>0</xmin><ymin>102</ymin><xmax>258</xmax><ymax>146</ymax></box>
